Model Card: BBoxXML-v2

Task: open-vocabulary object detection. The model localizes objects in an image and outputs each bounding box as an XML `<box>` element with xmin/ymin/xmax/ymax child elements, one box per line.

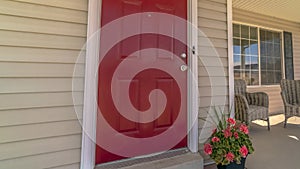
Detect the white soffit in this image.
<box><xmin>233</xmin><ymin>0</ymin><xmax>300</xmax><ymax>23</ymax></box>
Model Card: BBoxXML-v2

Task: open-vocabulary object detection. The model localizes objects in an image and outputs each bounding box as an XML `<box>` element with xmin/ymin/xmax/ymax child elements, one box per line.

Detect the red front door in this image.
<box><xmin>96</xmin><ymin>0</ymin><xmax>188</xmax><ymax>164</ymax></box>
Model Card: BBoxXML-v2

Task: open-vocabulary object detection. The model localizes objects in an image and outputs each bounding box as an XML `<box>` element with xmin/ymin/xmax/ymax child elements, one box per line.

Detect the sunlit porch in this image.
<box><xmin>232</xmin><ymin>0</ymin><xmax>300</xmax><ymax>116</ymax></box>
<box><xmin>206</xmin><ymin>0</ymin><xmax>300</xmax><ymax>168</ymax></box>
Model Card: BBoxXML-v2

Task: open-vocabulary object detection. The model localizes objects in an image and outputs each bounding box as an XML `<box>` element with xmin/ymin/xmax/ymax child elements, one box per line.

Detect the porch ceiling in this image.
<box><xmin>233</xmin><ymin>0</ymin><xmax>300</xmax><ymax>23</ymax></box>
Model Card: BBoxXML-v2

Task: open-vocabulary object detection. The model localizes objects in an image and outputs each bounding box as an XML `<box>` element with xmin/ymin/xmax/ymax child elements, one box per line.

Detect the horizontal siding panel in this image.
<box><xmin>198</xmin><ymin>37</ymin><xmax>228</xmax><ymax>48</ymax></box>
<box><xmin>12</xmin><ymin>0</ymin><xmax>88</xmax><ymax>11</ymax></box>
<box><xmin>198</xmin><ymin>17</ymin><xmax>227</xmax><ymax>30</ymax></box>
<box><xmin>0</xmin><ymin>134</ymin><xmax>81</xmax><ymax>160</ymax></box>
<box><xmin>0</xmin><ymin>30</ymin><xmax>86</xmax><ymax>50</ymax></box>
<box><xmin>0</xmin><ymin>78</ymin><xmax>84</xmax><ymax>94</ymax></box>
<box><xmin>198</xmin><ymin>67</ymin><xmax>228</xmax><ymax>77</ymax></box>
<box><xmin>0</xmin><ymin>121</ymin><xmax>82</xmax><ymax>144</ymax></box>
<box><xmin>199</xmin><ymin>96</ymin><xmax>229</xmax><ymax>108</ymax></box>
<box><xmin>198</xmin><ymin>8</ymin><xmax>227</xmax><ymax>22</ymax></box>
<box><xmin>0</xmin><ymin>63</ymin><xmax>84</xmax><ymax>78</ymax></box>
<box><xmin>209</xmin><ymin>0</ymin><xmax>227</xmax><ymax>4</ymax></box>
<box><xmin>248</xmin><ymin>86</ymin><xmax>280</xmax><ymax>91</ymax></box>
<box><xmin>0</xmin><ymin>92</ymin><xmax>83</xmax><ymax>110</ymax></box>
<box><xmin>0</xmin><ymin>1</ymin><xmax>87</xmax><ymax>24</ymax></box>
<box><xmin>0</xmin><ymin>14</ymin><xmax>87</xmax><ymax>37</ymax></box>
<box><xmin>198</xmin><ymin>106</ymin><xmax>230</xmax><ymax>119</ymax></box>
<box><xmin>199</xmin><ymin>86</ymin><xmax>228</xmax><ymax>97</ymax></box>
<box><xmin>0</xmin><ymin>149</ymin><xmax>81</xmax><ymax>169</ymax></box>
<box><xmin>199</xmin><ymin>77</ymin><xmax>228</xmax><ymax>87</ymax></box>
<box><xmin>198</xmin><ymin>47</ymin><xmax>228</xmax><ymax>58</ymax></box>
<box><xmin>199</xmin><ymin>27</ymin><xmax>227</xmax><ymax>39</ymax></box>
<box><xmin>270</xmin><ymin>101</ymin><xmax>284</xmax><ymax>106</ymax></box>
<box><xmin>0</xmin><ymin>46</ymin><xmax>85</xmax><ymax>64</ymax></box>
<box><xmin>0</xmin><ymin>106</ymin><xmax>83</xmax><ymax>127</ymax></box>
<box><xmin>46</xmin><ymin>163</ymin><xmax>80</xmax><ymax>169</ymax></box>
<box><xmin>198</xmin><ymin>57</ymin><xmax>228</xmax><ymax>67</ymax></box>
<box><xmin>198</xmin><ymin>0</ymin><xmax>227</xmax><ymax>13</ymax></box>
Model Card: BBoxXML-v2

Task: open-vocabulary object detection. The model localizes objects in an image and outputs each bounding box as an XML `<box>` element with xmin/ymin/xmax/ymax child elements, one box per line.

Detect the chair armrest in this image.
<box><xmin>235</xmin><ymin>94</ymin><xmax>249</xmax><ymax>122</ymax></box>
<box><xmin>246</xmin><ymin>92</ymin><xmax>269</xmax><ymax>108</ymax></box>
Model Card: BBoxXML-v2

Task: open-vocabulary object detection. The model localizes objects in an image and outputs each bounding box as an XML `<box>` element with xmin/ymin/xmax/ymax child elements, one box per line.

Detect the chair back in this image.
<box><xmin>280</xmin><ymin>79</ymin><xmax>300</xmax><ymax>105</ymax></box>
<box><xmin>234</xmin><ymin>79</ymin><xmax>247</xmax><ymax>95</ymax></box>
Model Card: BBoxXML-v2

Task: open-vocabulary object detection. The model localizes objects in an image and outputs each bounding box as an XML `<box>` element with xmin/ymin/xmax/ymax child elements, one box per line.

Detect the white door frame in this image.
<box><xmin>227</xmin><ymin>0</ymin><xmax>234</xmax><ymax>108</ymax></box>
<box><xmin>80</xmin><ymin>0</ymin><xmax>198</xmax><ymax>168</ymax></box>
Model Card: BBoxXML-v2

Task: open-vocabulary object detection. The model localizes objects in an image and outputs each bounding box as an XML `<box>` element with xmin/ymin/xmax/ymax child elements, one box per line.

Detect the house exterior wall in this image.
<box><xmin>0</xmin><ymin>1</ymin><xmax>87</xmax><ymax>168</ymax></box>
<box><xmin>233</xmin><ymin>8</ymin><xmax>300</xmax><ymax>114</ymax></box>
<box><xmin>198</xmin><ymin>0</ymin><xmax>229</xmax><ymax>162</ymax></box>
<box><xmin>0</xmin><ymin>0</ymin><xmax>232</xmax><ymax>168</ymax></box>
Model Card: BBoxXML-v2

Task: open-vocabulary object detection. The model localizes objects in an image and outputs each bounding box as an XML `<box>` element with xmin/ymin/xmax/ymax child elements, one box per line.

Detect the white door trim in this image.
<box><xmin>80</xmin><ymin>0</ymin><xmax>101</xmax><ymax>169</ymax></box>
<box><xmin>80</xmin><ymin>0</ymin><xmax>199</xmax><ymax>168</ymax></box>
<box><xmin>187</xmin><ymin>0</ymin><xmax>199</xmax><ymax>153</ymax></box>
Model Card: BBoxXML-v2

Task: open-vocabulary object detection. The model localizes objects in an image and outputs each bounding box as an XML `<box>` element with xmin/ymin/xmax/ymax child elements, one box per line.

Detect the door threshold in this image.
<box><xmin>95</xmin><ymin>148</ymin><xmax>192</xmax><ymax>169</ymax></box>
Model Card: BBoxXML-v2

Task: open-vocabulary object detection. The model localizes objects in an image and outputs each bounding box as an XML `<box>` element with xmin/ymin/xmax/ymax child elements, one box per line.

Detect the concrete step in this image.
<box><xmin>95</xmin><ymin>149</ymin><xmax>203</xmax><ymax>169</ymax></box>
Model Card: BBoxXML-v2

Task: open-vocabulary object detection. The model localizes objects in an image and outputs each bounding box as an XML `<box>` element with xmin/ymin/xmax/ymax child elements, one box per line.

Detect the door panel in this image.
<box><xmin>97</xmin><ymin>0</ymin><xmax>187</xmax><ymax>164</ymax></box>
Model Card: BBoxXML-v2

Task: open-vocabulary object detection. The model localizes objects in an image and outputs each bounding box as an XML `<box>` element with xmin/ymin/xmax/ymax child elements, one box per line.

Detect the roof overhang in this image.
<box><xmin>233</xmin><ymin>0</ymin><xmax>300</xmax><ymax>23</ymax></box>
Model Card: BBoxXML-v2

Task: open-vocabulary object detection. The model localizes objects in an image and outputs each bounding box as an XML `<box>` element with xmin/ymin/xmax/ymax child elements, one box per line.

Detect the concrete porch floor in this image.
<box><xmin>204</xmin><ymin>114</ymin><xmax>300</xmax><ymax>169</ymax></box>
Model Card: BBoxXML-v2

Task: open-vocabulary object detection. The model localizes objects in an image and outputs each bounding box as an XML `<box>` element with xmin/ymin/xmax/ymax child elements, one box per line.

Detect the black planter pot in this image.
<box><xmin>217</xmin><ymin>158</ymin><xmax>246</xmax><ymax>169</ymax></box>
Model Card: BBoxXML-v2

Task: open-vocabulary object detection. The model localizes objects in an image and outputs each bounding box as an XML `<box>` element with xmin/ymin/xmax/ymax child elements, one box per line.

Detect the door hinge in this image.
<box><xmin>192</xmin><ymin>46</ymin><xmax>196</xmax><ymax>55</ymax></box>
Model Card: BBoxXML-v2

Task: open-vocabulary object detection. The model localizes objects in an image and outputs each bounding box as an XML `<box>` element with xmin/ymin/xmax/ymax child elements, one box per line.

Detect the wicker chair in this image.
<box><xmin>280</xmin><ymin>79</ymin><xmax>300</xmax><ymax>128</ymax></box>
<box><xmin>234</xmin><ymin>79</ymin><xmax>270</xmax><ymax>130</ymax></box>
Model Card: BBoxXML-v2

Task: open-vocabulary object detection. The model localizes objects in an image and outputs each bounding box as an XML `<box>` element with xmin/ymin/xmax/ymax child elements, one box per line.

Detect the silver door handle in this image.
<box><xmin>180</xmin><ymin>65</ymin><xmax>188</xmax><ymax>72</ymax></box>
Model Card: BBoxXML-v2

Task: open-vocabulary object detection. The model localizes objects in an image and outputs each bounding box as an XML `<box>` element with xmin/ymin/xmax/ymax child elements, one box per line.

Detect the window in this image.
<box><xmin>233</xmin><ymin>23</ymin><xmax>283</xmax><ymax>86</ymax></box>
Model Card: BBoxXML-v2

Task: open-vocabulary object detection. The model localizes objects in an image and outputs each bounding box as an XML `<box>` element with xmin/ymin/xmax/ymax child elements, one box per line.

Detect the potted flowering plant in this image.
<box><xmin>203</xmin><ymin>108</ymin><xmax>254</xmax><ymax>169</ymax></box>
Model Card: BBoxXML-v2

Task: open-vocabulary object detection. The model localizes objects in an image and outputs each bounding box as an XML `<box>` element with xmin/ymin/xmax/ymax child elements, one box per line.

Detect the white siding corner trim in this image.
<box><xmin>80</xmin><ymin>0</ymin><xmax>101</xmax><ymax>169</ymax></box>
<box><xmin>227</xmin><ymin>0</ymin><xmax>234</xmax><ymax>113</ymax></box>
<box><xmin>187</xmin><ymin>0</ymin><xmax>199</xmax><ymax>153</ymax></box>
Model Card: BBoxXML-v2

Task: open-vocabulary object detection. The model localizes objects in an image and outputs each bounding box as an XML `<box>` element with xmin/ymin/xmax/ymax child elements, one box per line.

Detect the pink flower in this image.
<box><xmin>204</xmin><ymin>143</ymin><xmax>213</xmax><ymax>155</ymax></box>
<box><xmin>226</xmin><ymin>152</ymin><xmax>235</xmax><ymax>162</ymax></box>
<box><xmin>234</xmin><ymin>132</ymin><xmax>239</xmax><ymax>139</ymax></box>
<box><xmin>239</xmin><ymin>146</ymin><xmax>249</xmax><ymax>158</ymax></box>
<box><xmin>212</xmin><ymin>128</ymin><xmax>217</xmax><ymax>134</ymax></box>
<box><xmin>239</xmin><ymin>124</ymin><xmax>249</xmax><ymax>134</ymax></box>
<box><xmin>212</xmin><ymin>137</ymin><xmax>220</xmax><ymax>142</ymax></box>
<box><xmin>223</xmin><ymin>128</ymin><xmax>232</xmax><ymax>138</ymax></box>
<box><xmin>227</xmin><ymin>118</ymin><xmax>236</xmax><ymax>125</ymax></box>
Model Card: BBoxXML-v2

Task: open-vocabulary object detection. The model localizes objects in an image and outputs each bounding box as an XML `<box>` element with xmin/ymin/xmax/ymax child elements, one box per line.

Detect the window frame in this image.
<box><xmin>233</xmin><ymin>21</ymin><xmax>285</xmax><ymax>87</ymax></box>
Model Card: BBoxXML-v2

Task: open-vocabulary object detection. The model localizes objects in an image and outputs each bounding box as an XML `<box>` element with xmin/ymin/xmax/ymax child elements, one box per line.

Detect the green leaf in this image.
<box><xmin>214</xmin><ymin>155</ymin><xmax>223</xmax><ymax>164</ymax></box>
<box><xmin>223</xmin><ymin>159</ymin><xmax>230</xmax><ymax>166</ymax></box>
<box><xmin>235</xmin><ymin>157</ymin><xmax>241</xmax><ymax>164</ymax></box>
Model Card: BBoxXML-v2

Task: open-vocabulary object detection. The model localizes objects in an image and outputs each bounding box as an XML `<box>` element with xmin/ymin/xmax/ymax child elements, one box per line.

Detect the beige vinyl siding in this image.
<box><xmin>0</xmin><ymin>1</ymin><xmax>87</xmax><ymax>23</ymax></box>
<box><xmin>233</xmin><ymin>8</ymin><xmax>300</xmax><ymax>114</ymax></box>
<box><xmin>197</xmin><ymin>0</ymin><xmax>229</xmax><ymax>162</ymax></box>
<box><xmin>0</xmin><ymin>149</ymin><xmax>81</xmax><ymax>169</ymax></box>
<box><xmin>0</xmin><ymin>0</ymin><xmax>87</xmax><ymax>169</ymax></box>
<box><xmin>198</xmin><ymin>0</ymin><xmax>229</xmax><ymax>109</ymax></box>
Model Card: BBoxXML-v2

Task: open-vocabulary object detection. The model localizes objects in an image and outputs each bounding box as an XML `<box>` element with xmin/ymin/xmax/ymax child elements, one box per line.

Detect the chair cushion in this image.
<box><xmin>248</xmin><ymin>105</ymin><xmax>268</xmax><ymax>121</ymax></box>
